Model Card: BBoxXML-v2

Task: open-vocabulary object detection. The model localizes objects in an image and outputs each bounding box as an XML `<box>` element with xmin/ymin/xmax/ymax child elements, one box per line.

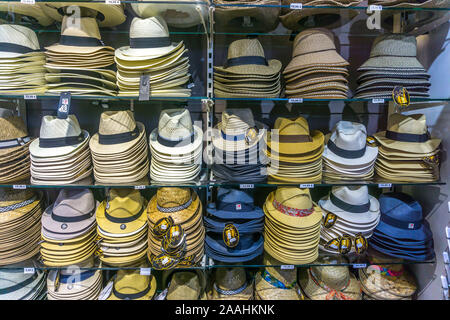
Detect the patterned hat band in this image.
<box><xmin>272</xmin><ymin>199</ymin><xmax>314</xmax><ymax>217</ymax></box>
<box><xmin>370</xmin><ymin>265</ymin><xmax>404</xmax><ymax>277</ymax></box>
<box><xmin>214</xmin><ymin>281</ymin><xmax>248</xmax><ymax>296</ymax></box>
<box><xmin>157</xmin><ymin>197</ymin><xmax>193</xmax><ymax>214</ymax></box>
<box><xmin>262</xmin><ymin>270</ymin><xmax>296</xmax><ymax>290</ymax></box>
<box><xmin>309</xmin><ymin>268</ymin><xmax>354</xmax><ymax>300</ymax></box>
<box><xmin>0</xmin><ymin>195</ymin><xmax>37</xmax><ymax>213</ymax></box>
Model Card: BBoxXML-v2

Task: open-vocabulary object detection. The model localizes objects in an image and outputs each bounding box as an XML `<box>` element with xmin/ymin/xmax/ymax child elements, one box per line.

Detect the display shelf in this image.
<box><xmin>213</xmin><ymin>97</ymin><xmax>450</xmax><ymax>103</ymax></box>
<box><xmin>0</xmin><ymin>95</ymin><xmax>208</xmax><ymax>101</ymax></box>
<box><xmin>1</xmin><ymin>0</ymin><xmax>210</xmax><ymax>4</ymax></box>
<box><xmin>212</xmin><ymin>4</ymin><xmax>450</xmax><ymax>10</ymax></box>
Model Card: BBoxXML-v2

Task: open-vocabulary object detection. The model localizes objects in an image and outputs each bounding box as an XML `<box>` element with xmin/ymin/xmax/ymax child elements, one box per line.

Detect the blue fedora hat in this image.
<box><xmin>205</xmin><ymin>233</ymin><xmax>264</xmax><ymax>263</ymax></box>
<box><xmin>204</xmin><ymin>216</ymin><xmax>263</xmax><ymax>234</ymax></box>
<box><xmin>207</xmin><ymin>188</ymin><xmax>264</xmax><ymax>219</ymax></box>
<box><xmin>372</xmin><ymin>229</ymin><xmax>433</xmax><ymax>247</ymax></box>
<box><xmin>370</xmin><ymin>241</ymin><xmax>435</xmax><ymax>261</ymax></box>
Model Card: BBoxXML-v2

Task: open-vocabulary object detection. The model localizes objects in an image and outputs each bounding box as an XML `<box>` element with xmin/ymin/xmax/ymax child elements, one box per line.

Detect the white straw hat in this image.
<box><xmin>0</xmin><ymin>25</ymin><xmax>42</xmax><ymax>59</ymax></box>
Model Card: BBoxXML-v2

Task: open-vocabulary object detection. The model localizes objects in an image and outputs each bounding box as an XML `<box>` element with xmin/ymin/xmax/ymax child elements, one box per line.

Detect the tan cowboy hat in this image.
<box><xmin>0</xmin><ymin>2</ymin><xmax>54</xmax><ymax>26</ymax></box>
<box><xmin>208</xmin><ymin>267</ymin><xmax>254</xmax><ymax>300</ymax></box>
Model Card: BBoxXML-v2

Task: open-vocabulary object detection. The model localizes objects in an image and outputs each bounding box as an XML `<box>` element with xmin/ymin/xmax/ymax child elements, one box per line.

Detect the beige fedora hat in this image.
<box><xmin>0</xmin><ymin>2</ymin><xmax>54</xmax><ymax>26</ymax></box>
<box><xmin>0</xmin><ymin>25</ymin><xmax>44</xmax><ymax>59</ymax></box>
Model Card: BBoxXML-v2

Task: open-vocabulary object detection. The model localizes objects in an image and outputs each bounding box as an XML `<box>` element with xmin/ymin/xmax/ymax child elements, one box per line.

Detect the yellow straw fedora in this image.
<box><xmin>107</xmin><ymin>267</ymin><xmax>157</xmax><ymax>300</ymax></box>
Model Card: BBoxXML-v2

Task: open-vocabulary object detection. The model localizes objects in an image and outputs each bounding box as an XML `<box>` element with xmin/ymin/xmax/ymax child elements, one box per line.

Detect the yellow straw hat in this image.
<box><xmin>108</xmin><ymin>267</ymin><xmax>157</xmax><ymax>300</ymax></box>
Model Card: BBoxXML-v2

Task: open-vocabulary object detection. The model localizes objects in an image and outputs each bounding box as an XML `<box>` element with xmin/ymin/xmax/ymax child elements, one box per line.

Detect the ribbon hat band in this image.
<box><xmin>39</xmin><ymin>132</ymin><xmax>84</xmax><ymax>148</ymax></box>
<box><xmin>98</xmin><ymin>125</ymin><xmax>139</xmax><ymax>145</ymax></box>
<box><xmin>327</xmin><ymin>139</ymin><xmax>366</xmax><ymax>159</ymax></box>
<box><xmin>329</xmin><ymin>193</ymin><xmax>371</xmax><ymax>214</ymax></box>
<box><xmin>59</xmin><ymin>35</ymin><xmax>104</xmax><ymax>47</ymax></box>
<box><xmin>112</xmin><ymin>282</ymin><xmax>152</xmax><ymax>300</ymax></box>
<box><xmin>225</xmin><ymin>56</ymin><xmax>268</xmax><ymax>68</ymax></box>
<box><xmin>157</xmin><ymin>197</ymin><xmax>193</xmax><ymax>214</ymax></box>
<box><xmin>272</xmin><ymin>198</ymin><xmax>314</xmax><ymax>217</ymax></box>
<box><xmin>385</xmin><ymin>130</ymin><xmax>430</xmax><ymax>143</ymax></box>
<box><xmin>104</xmin><ymin>205</ymin><xmax>145</xmax><ymax>224</ymax></box>
<box><xmin>51</xmin><ymin>208</ymin><xmax>94</xmax><ymax>223</ymax></box>
<box><xmin>129</xmin><ymin>37</ymin><xmax>171</xmax><ymax>49</ymax></box>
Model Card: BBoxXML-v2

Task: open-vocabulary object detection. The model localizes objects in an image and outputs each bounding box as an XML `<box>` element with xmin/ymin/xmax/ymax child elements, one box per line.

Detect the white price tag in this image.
<box><xmin>352</xmin><ymin>264</ymin><xmax>367</xmax><ymax>269</ymax></box>
<box><xmin>240</xmin><ymin>184</ymin><xmax>254</xmax><ymax>189</ymax></box>
<box><xmin>105</xmin><ymin>0</ymin><xmax>121</xmax><ymax>4</ymax></box>
<box><xmin>140</xmin><ymin>268</ymin><xmax>151</xmax><ymax>276</ymax></box>
<box><xmin>187</xmin><ymin>83</ymin><xmax>195</xmax><ymax>89</ymax></box>
<box><xmin>378</xmin><ymin>183</ymin><xmax>392</xmax><ymax>188</ymax></box>
<box><xmin>300</xmin><ymin>184</ymin><xmax>314</xmax><ymax>189</ymax></box>
<box><xmin>290</xmin><ymin>3</ymin><xmax>303</xmax><ymax>9</ymax></box>
<box><xmin>281</xmin><ymin>265</ymin><xmax>295</xmax><ymax>270</ymax></box>
<box><xmin>288</xmin><ymin>98</ymin><xmax>303</xmax><ymax>103</ymax></box>
<box><xmin>443</xmin><ymin>251</ymin><xmax>449</xmax><ymax>264</ymax></box>
<box><xmin>372</xmin><ymin>98</ymin><xmax>385</xmax><ymax>104</ymax></box>
<box><xmin>369</xmin><ymin>5</ymin><xmax>382</xmax><ymax>11</ymax></box>
<box><xmin>24</xmin><ymin>95</ymin><xmax>36</xmax><ymax>100</ymax></box>
<box><xmin>446</xmin><ymin>223</ymin><xmax>450</xmax><ymax>238</ymax></box>
<box><xmin>13</xmin><ymin>185</ymin><xmax>27</xmax><ymax>190</ymax></box>
<box><xmin>24</xmin><ymin>267</ymin><xmax>35</xmax><ymax>274</ymax></box>
<box><xmin>98</xmin><ymin>279</ymin><xmax>114</xmax><ymax>300</ymax></box>
<box><xmin>134</xmin><ymin>185</ymin><xmax>146</xmax><ymax>190</ymax></box>
<box><xmin>20</xmin><ymin>0</ymin><xmax>35</xmax><ymax>4</ymax></box>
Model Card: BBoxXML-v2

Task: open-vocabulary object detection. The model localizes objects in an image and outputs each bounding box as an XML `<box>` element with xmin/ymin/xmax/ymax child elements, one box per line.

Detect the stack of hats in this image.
<box><xmin>29</xmin><ymin>114</ymin><xmax>93</xmax><ymax>185</ymax></box>
<box><xmin>359</xmin><ymin>263</ymin><xmax>417</xmax><ymax>300</ymax></box>
<box><xmin>265</xmin><ymin>117</ymin><xmax>324</xmax><ymax>183</ymax></box>
<box><xmin>373</xmin><ymin>113</ymin><xmax>441</xmax><ymax>182</ymax></box>
<box><xmin>96</xmin><ymin>189</ymin><xmax>148</xmax><ymax>266</ymax></box>
<box><xmin>147</xmin><ymin>187</ymin><xmax>205</xmax><ymax>265</ymax></box>
<box><xmin>208</xmin><ymin>267</ymin><xmax>254</xmax><ymax>300</ymax></box>
<box><xmin>280</xmin><ymin>0</ymin><xmax>361</xmax><ymax>30</ymax></box>
<box><xmin>163</xmin><ymin>270</ymin><xmax>207</xmax><ymax>300</ymax></box>
<box><xmin>0</xmin><ymin>2</ymin><xmax>54</xmax><ymax>26</ymax></box>
<box><xmin>89</xmin><ymin>110</ymin><xmax>149</xmax><ymax>184</ymax></box>
<box><xmin>149</xmin><ymin>109</ymin><xmax>203</xmax><ymax>183</ymax></box>
<box><xmin>299</xmin><ymin>263</ymin><xmax>362</xmax><ymax>300</ymax></box>
<box><xmin>214</xmin><ymin>38</ymin><xmax>282</xmax><ymax>98</ymax></box>
<box><xmin>107</xmin><ymin>265</ymin><xmax>157</xmax><ymax>300</ymax></box>
<box><xmin>322</xmin><ymin>121</ymin><xmax>378</xmax><ymax>181</ymax></box>
<box><xmin>0</xmin><ymin>108</ymin><xmax>33</xmax><ymax>183</ymax></box>
<box><xmin>0</xmin><ymin>260</ymin><xmax>46</xmax><ymax>300</ymax></box>
<box><xmin>318</xmin><ymin>186</ymin><xmax>380</xmax><ymax>256</ymax></box>
<box><xmin>263</xmin><ymin>187</ymin><xmax>322</xmax><ymax>264</ymax></box>
<box><xmin>0</xmin><ymin>25</ymin><xmax>46</xmax><ymax>95</ymax></box>
<box><xmin>211</xmin><ymin>109</ymin><xmax>268</xmax><ymax>183</ymax></box>
<box><xmin>255</xmin><ymin>253</ymin><xmax>303</xmax><ymax>300</ymax></box>
<box><xmin>115</xmin><ymin>17</ymin><xmax>191</xmax><ymax>97</ymax></box>
<box><xmin>355</xmin><ymin>35</ymin><xmax>430</xmax><ymax>99</ymax></box>
<box><xmin>205</xmin><ymin>188</ymin><xmax>264</xmax><ymax>263</ymax></box>
<box><xmin>44</xmin><ymin>16</ymin><xmax>117</xmax><ymax>96</ymax></box>
<box><xmin>283</xmin><ymin>29</ymin><xmax>349</xmax><ymax>99</ymax></box>
<box><xmin>0</xmin><ymin>189</ymin><xmax>42</xmax><ymax>265</ymax></box>
<box><xmin>40</xmin><ymin>189</ymin><xmax>97</xmax><ymax>267</ymax></box>
<box><xmin>370</xmin><ymin>192</ymin><xmax>435</xmax><ymax>261</ymax></box>
<box><xmin>47</xmin><ymin>256</ymin><xmax>102</xmax><ymax>300</ymax></box>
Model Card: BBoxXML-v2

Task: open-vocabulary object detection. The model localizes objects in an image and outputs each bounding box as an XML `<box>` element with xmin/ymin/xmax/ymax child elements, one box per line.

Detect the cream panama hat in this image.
<box><xmin>0</xmin><ymin>25</ymin><xmax>43</xmax><ymax>59</ymax></box>
<box><xmin>0</xmin><ymin>2</ymin><xmax>54</xmax><ymax>26</ymax></box>
<box><xmin>115</xmin><ymin>17</ymin><xmax>182</xmax><ymax>61</ymax></box>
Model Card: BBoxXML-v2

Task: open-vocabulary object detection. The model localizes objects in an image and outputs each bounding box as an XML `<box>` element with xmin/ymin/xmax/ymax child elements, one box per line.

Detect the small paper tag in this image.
<box><xmin>288</xmin><ymin>98</ymin><xmax>303</xmax><ymax>103</ymax></box>
<box><xmin>281</xmin><ymin>265</ymin><xmax>295</xmax><ymax>270</ymax></box>
<box><xmin>134</xmin><ymin>185</ymin><xmax>146</xmax><ymax>190</ymax></box>
<box><xmin>20</xmin><ymin>0</ymin><xmax>35</xmax><ymax>4</ymax></box>
<box><xmin>235</xmin><ymin>204</ymin><xmax>242</xmax><ymax>210</ymax></box>
<box><xmin>446</xmin><ymin>223</ymin><xmax>450</xmax><ymax>238</ymax></box>
<box><xmin>369</xmin><ymin>5</ymin><xmax>382</xmax><ymax>11</ymax></box>
<box><xmin>98</xmin><ymin>279</ymin><xmax>114</xmax><ymax>300</ymax></box>
<box><xmin>139</xmin><ymin>74</ymin><xmax>150</xmax><ymax>101</ymax></box>
<box><xmin>105</xmin><ymin>0</ymin><xmax>121</xmax><ymax>4</ymax></box>
<box><xmin>187</xmin><ymin>83</ymin><xmax>195</xmax><ymax>89</ymax></box>
<box><xmin>140</xmin><ymin>268</ymin><xmax>151</xmax><ymax>276</ymax></box>
<box><xmin>57</xmin><ymin>92</ymin><xmax>71</xmax><ymax>119</ymax></box>
<box><xmin>372</xmin><ymin>98</ymin><xmax>385</xmax><ymax>104</ymax></box>
<box><xmin>240</xmin><ymin>184</ymin><xmax>254</xmax><ymax>189</ymax></box>
<box><xmin>443</xmin><ymin>251</ymin><xmax>449</xmax><ymax>264</ymax></box>
<box><xmin>378</xmin><ymin>183</ymin><xmax>392</xmax><ymax>188</ymax></box>
<box><xmin>290</xmin><ymin>3</ymin><xmax>303</xmax><ymax>9</ymax></box>
<box><xmin>13</xmin><ymin>185</ymin><xmax>26</xmax><ymax>190</ymax></box>
<box><xmin>408</xmin><ymin>223</ymin><xmax>415</xmax><ymax>229</ymax></box>
<box><xmin>300</xmin><ymin>184</ymin><xmax>314</xmax><ymax>189</ymax></box>
<box><xmin>24</xmin><ymin>267</ymin><xmax>35</xmax><ymax>274</ymax></box>
<box><xmin>24</xmin><ymin>95</ymin><xmax>36</xmax><ymax>100</ymax></box>
<box><xmin>352</xmin><ymin>263</ymin><xmax>367</xmax><ymax>269</ymax></box>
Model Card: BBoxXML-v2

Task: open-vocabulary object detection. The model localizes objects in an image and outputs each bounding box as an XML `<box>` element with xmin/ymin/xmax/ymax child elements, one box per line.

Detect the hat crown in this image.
<box><xmin>215</xmin><ymin>267</ymin><xmax>246</xmax><ymax>291</ymax></box>
<box><xmin>107</xmin><ymin>189</ymin><xmax>143</xmax><ymax>218</ymax></box>
<box><xmin>274</xmin><ymin>117</ymin><xmax>311</xmax><ymax>136</ymax></box>
<box><xmin>293</xmin><ymin>28</ymin><xmax>337</xmax><ymax>57</ymax></box>
<box><xmin>39</xmin><ymin>114</ymin><xmax>82</xmax><ymax>140</ymax></box>
<box><xmin>114</xmin><ymin>269</ymin><xmax>151</xmax><ymax>294</ymax></box>
<box><xmin>0</xmin><ymin>188</ymin><xmax>34</xmax><ymax>207</ymax></box>
<box><xmin>156</xmin><ymin>187</ymin><xmax>191</xmax><ymax>208</ymax></box>
<box><xmin>387</xmin><ymin>113</ymin><xmax>428</xmax><ymax>135</ymax></box>
<box><xmin>227</xmin><ymin>38</ymin><xmax>266</xmax><ymax>60</ymax></box>
<box><xmin>311</xmin><ymin>265</ymin><xmax>350</xmax><ymax>291</ymax></box>
<box><xmin>61</xmin><ymin>16</ymin><xmax>101</xmax><ymax>40</ymax></box>
<box><xmin>0</xmin><ymin>25</ymin><xmax>40</xmax><ymax>51</ymax></box>
<box><xmin>216</xmin><ymin>188</ymin><xmax>254</xmax><ymax>207</ymax></box>
<box><xmin>274</xmin><ymin>187</ymin><xmax>313</xmax><ymax>210</ymax></box>
<box><xmin>221</xmin><ymin>109</ymin><xmax>255</xmax><ymax>134</ymax></box>
<box><xmin>331</xmin><ymin>186</ymin><xmax>369</xmax><ymax>206</ymax></box>
<box><xmin>0</xmin><ymin>109</ymin><xmax>28</xmax><ymax>141</ymax></box>
<box><xmin>158</xmin><ymin>109</ymin><xmax>193</xmax><ymax>141</ymax></box>
<box><xmin>53</xmin><ymin>188</ymin><xmax>95</xmax><ymax>218</ymax></box>
<box><xmin>168</xmin><ymin>272</ymin><xmax>200</xmax><ymax>299</ymax></box>
<box><xmin>98</xmin><ymin>110</ymin><xmax>137</xmax><ymax>135</ymax></box>
<box><xmin>330</xmin><ymin>121</ymin><xmax>367</xmax><ymax>151</ymax></box>
<box><xmin>379</xmin><ymin>192</ymin><xmax>422</xmax><ymax>222</ymax></box>
<box><xmin>130</xmin><ymin>16</ymin><xmax>169</xmax><ymax>39</ymax></box>
<box><xmin>370</xmin><ymin>35</ymin><xmax>417</xmax><ymax>58</ymax></box>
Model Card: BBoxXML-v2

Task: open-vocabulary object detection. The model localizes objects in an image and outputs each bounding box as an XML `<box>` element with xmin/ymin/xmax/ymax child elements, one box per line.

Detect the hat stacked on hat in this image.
<box><xmin>211</xmin><ymin>109</ymin><xmax>268</xmax><ymax>182</ymax></box>
<box><xmin>164</xmin><ymin>270</ymin><xmax>207</xmax><ymax>300</ymax></box>
<box><xmin>147</xmin><ymin>187</ymin><xmax>204</xmax><ymax>264</ymax></box>
<box><xmin>255</xmin><ymin>253</ymin><xmax>304</xmax><ymax>300</ymax></box>
<box><xmin>115</xmin><ymin>17</ymin><xmax>191</xmax><ymax>97</ymax></box>
<box><xmin>0</xmin><ymin>189</ymin><xmax>43</xmax><ymax>265</ymax></box>
<box><xmin>44</xmin><ymin>16</ymin><xmax>117</xmax><ymax>96</ymax></box>
<box><xmin>96</xmin><ymin>189</ymin><xmax>148</xmax><ymax>266</ymax></box>
<box><xmin>369</xmin><ymin>192</ymin><xmax>435</xmax><ymax>261</ymax></box>
<box><xmin>265</xmin><ymin>116</ymin><xmax>324</xmax><ymax>183</ymax></box>
<box><xmin>208</xmin><ymin>267</ymin><xmax>254</xmax><ymax>300</ymax></box>
<box><xmin>373</xmin><ymin>113</ymin><xmax>441</xmax><ymax>182</ymax></box>
<box><xmin>214</xmin><ymin>38</ymin><xmax>282</xmax><ymax>98</ymax></box>
<box><xmin>283</xmin><ymin>29</ymin><xmax>349</xmax><ymax>99</ymax></box>
<box><xmin>0</xmin><ymin>2</ymin><xmax>54</xmax><ymax>26</ymax></box>
<box><xmin>0</xmin><ymin>25</ymin><xmax>47</xmax><ymax>95</ymax></box>
<box><xmin>355</xmin><ymin>35</ymin><xmax>430</xmax><ymax>99</ymax></box>
<box><xmin>263</xmin><ymin>187</ymin><xmax>322</xmax><ymax>264</ymax></box>
<box><xmin>299</xmin><ymin>264</ymin><xmax>362</xmax><ymax>300</ymax></box>
<box><xmin>318</xmin><ymin>186</ymin><xmax>380</xmax><ymax>256</ymax></box>
<box><xmin>90</xmin><ymin>110</ymin><xmax>149</xmax><ymax>184</ymax></box>
<box><xmin>0</xmin><ymin>108</ymin><xmax>33</xmax><ymax>183</ymax></box>
<box><xmin>29</xmin><ymin>114</ymin><xmax>93</xmax><ymax>185</ymax></box>
<box><xmin>322</xmin><ymin>121</ymin><xmax>378</xmax><ymax>181</ymax></box>
<box><xmin>205</xmin><ymin>188</ymin><xmax>264</xmax><ymax>263</ymax></box>
<box><xmin>0</xmin><ymin>260</ymin><xmax>47</xmax><ymax>300</ymax></box>
<box><xmin>149</xmin><ymin>109</ymin><xmax>203</xmax><ymax>183</ymax></box>
<box><xmin>359</xmin><ymin>263</ymin><xmax>417</xmax><ymax>300</ymax></box>
<box><xmin>47</xmin><ymin>256</ymin><xmax>103</xmax><ymax>300</ymax></box>
<box><xmin>40</xmin><ymin>189</ymin><xmax>97</xmax><ymax>267</ymax></box>
<box><xmin>107</xmin><ymin>265</ymin><xmax>157</xmax><ymax>300</ymax></box>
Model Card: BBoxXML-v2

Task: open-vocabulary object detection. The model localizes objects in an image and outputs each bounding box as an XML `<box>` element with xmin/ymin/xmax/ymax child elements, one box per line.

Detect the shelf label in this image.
<box><xmin>290</xmin><ymin>3</ymin><xmax>302</xmax><ymax>9</ymax></box>
<box><xmin>288</xmin><ymin>98</ymin><xmax>303</xmax><ymax>104</ymax></box>
<box><xmin>140</xmin><ymin>268</ymin><xmax>152</xmax><ymax>276</ymax></box>
<box><xmin>369</xmin><ymin>5</ymin><xmax>382</xmax><ymax>11</ymax></box>
<box><xmin>13</xmin><ymin>185</ymin><xmax>27</xmax><ymax>190</ymax></box>
<box><xmin>372</xmin><ymin>98</ymin><xmax>385</xmax><ymax>104</ymax></box>
<box><xmin>239</xmin><ymin>184</ymin><xmax>254</xmax><ymax>189</ymax></box>
<box><xmin>105</xmin><ymin>0</ymin><xmax>121</xmax><ymax>4</ymax></box>
<box><xmin>24</xmin><ymin>267</ymin><xmax>35</xmax><ymax>274</ymax></box>
<box><xmin>300</xmin><ymin>184</ymin><xmax>314</xmax><ymax>189</ymax></box>
<box><xmin>24</xmin><ymin>95</ymin><xmax>36</xmax><ymax>100</ymax></box>
<box><xmin>352</xmin><ymin>264</ymin><xmax>367</xmax><ymax>269</ymax></box>
<box><xmin>134</xmin><ymin>185</ymin><xmax>146</xmax><ymax>190</ymax></box>
<box><xmin>378</xmin><ymin>183</ymin><xmax>392</xmax><ymax>188</ymax></box>
<box><xmin>20</xmin><ymin>0</ymin><xmax>35</xmax><ymax>4</ymax></box>
<box><xmin>281</xmin><ymin>265</ymin><xmax>295</xmax><ymax>270</ymax></box>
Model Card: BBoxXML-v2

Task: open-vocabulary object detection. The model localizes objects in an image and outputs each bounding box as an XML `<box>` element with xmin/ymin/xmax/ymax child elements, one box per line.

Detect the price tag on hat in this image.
<box><xmin>57</xmin><ymin>92</ymin><xmax>71</xmax><ymax>119</ymax></box>
<box><xmin>372</xmin><ymin>98</ymin><xmax>385</xmax><ymax>104</ymax></box>
<box><xmin>300</xmin><ymin>184</ymin><xmax>314</xmax><ymax>189</ymax></box>
<box><xmin>105</xmin><ymin>0</ymin><xmax>121</xmax><ymax>4</ymax></box>
<box><xmin>24</xmin><ymin>267</ymin><xmax>35</xmax><ymax>274</ymax></box>
<box><xmin>140</xmin><ymin>268</ymin><xmax>151</xmax><ymax>276</ymax></box>
<box><xmin>13</xmin><ymin>185</ymin><xmax>27</xmax><ymax>190</ymax></box>
<box><xmin>290</xmin><ymin>3</ymin><xmax>302</xmax><ymax>9</ymax></box>
<box><xmin>24</xmin><ymin>95</ymin><xmax>36</xmax><ymax>100</ymax></box>
<box><xmin>20</xmin><ymin>0</ymin><xmax>35</xmax><ymax>4</ymax></box>
<box><xmin>369</xmin><ymin>5</ymin><xmax>382</xmax><ymax>11</ymax></box>
<box><xmin>378</xmin><ymin>183</ymin><xmax>392</xmax><ymax>188</ymax></box>
<box><xmin>288</xmin><ymin>98</ymin><xmax>303</xmax><ymax>104</ymax></box>
<box><xmin>139</xmin><ymin>74</ymin><xmax>150</xmax><ymax>101</ymax></box>
<box><xmin>240</xmin><ymin>184</ymin><xmax>254</xmax><ymax>189</ymax></box>
<box><xmin>281</xmin><ymin>265</ymin><xmax>295</xmax><ymax>270</ymax></box>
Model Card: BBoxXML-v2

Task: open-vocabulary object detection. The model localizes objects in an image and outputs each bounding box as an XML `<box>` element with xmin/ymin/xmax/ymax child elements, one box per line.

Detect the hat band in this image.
<box><xmin>262</xmin><ymin>270</ymin><xmax>296</xmax><ymax>290</ymax></box>
<box><xmin>39</xmin><ymin>132</ymin><xmax>84</xmax><ymax>148</ymax></box>
<box><xmin>221</xmin><ymin>130</ymin><xmax>245</xmax><ymax>142</ymax></box>
<box><xmin>379</xmin><ymin>213</ymin><xmax>422</xmax><ymax>230</ymax></box>
<box><xmin>0</xmin><ymin>195</ymin><xmax>37</xmax><ymax>213</ymax></box>
<box><xmin>0</xmin><ymin>135</ymin><xmax>31</xmax><ymax>149</ymax></box>
<box><xmin>224</xmin><ymin>56</ymin><xmax>268</xmax><ymax>68</ymax></box>
<box><xmin>129</xmin><ymin>37</ymin><xmax>171</xmax><ymax>49</ymax></box>
<box><xmin>216</xmin><ymin>201</ymin><xmax>254</xmax><ymax>213</ymax></box>
<box><xmin>0</xmin><ymin>272</ymin><xmax>38</xmax><ymax>295</ymax></box>
<box><xmin>104</xmin><ymin>204</ymin><xmax>145</xmax><ymax>224</ymax></box>
<box><xmin>157</xmin><ymin>131</ymin><xmax>195</xmax><ymax>148</ymax></box>
<box><xmin>327</xmin><ymin>140</ymin><xmax>366</xmax><ymax>159</ymax></box>
<box><xmin>157</xmin><ymin>197</ymin><xmax>192</xmax><ymax>213</ymax></box>
<box><xmin>0</xmin><ymin>42</ymin><xmax>41</xmax><ymax>54</ymax></box>
<box><xmin>112</xmin><ymin>281</ymin><xmax>151</xmax><ymax>300</ymax></box>
<box><xmin>98</xmin><ymin>125</ymin><xmax>139</xmax><ymax>145</ymax></box>
<box><xmin>272</xmin><ymin>199</ymin><xmax>314</xmax><ymax>217</ymax></box>
<box><xmin>271</xmin><ymin>134</ymin><xmax>312</xmax><ymax>143</ymax></box>
<box><xmin>330</xmin><ymin>193</ymin><xmax>370</xmax><ymax>213</ymax></box>
<box><xmin>370</xmin><ymin>265</ymin><xmax>404</xmax><ymax>277</ymax></box>
<box><xmin>52</xmin><ymin>208</ymin><xmax>94</xmax><ymax>223</ymax></box>
<box><xmin>309</xmin><ymin>268</ymin><xmax>353</xmax><ymax>300</ymax></box>
<box><xmin>59</xmin><ymin>35</ymin><xmax>104</xmax><ymax>47</ymax></box>
<box><xmin>214</xmin><ymin>281</ymin><xmax>247</xmax><ymax>295</ymax></box>
<box><xmin>292</xmin><ymin>48</ymin><xmax>336</xmax><ymax>59</ymax></box>
<box><xmin>385</xmin><ymin>130</ymin><xmax>430</xmax><ymax>143</ymax></box>
<box><xmin>59</xmin><ymin>270</ymin><xmax>96</xmax><ymax>283</ymax></box>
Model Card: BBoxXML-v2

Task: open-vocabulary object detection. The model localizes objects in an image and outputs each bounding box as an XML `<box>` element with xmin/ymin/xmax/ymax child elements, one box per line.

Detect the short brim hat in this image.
<box><xmin>115</xmin><ymin>41</ymin><xmax>183</xmax><ymax>62</ymax></box>
<box><xmin>322</xmin><ymin>144</ymin><xmax>378</xmax><ymax>167</ymax></box>
<box><xmin>29</xmin><ymin>130</ymin><xmax>89</xmax><ymax>158</ymax></box>
<box><xmin>96</xmin><ymin>200</ymin><xmax>148</xmax><ymax>235</ymax></box>
<box><xmin>149</xmin><ymin>124</ymin><xmax>203</xmax><ymax>156</ymax></box>
<box><xmin>107</xmin><ymin>275</ymin><xmax>157</xmax><ymax>300</ymax></box>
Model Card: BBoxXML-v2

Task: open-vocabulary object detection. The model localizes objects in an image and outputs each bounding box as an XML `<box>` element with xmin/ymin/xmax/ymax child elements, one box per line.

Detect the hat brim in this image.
<box><xmin>373</xmin><ymin>131</ymin><xmax>441</xmax><ymax>154</ymax></box>
<box><xmin>29</xmin><ymin>130</ymin><xmax>89</xmax><ymax>158</ymax></box>
<box><xmin>115</xmin><ymin>41</ymin><xmax>183</xmax><ymax>61</ymax></box>
<box><xmin>214</xmin><ymin>59</ymin><xmax>282</xmax><ymax>76</ymax></box>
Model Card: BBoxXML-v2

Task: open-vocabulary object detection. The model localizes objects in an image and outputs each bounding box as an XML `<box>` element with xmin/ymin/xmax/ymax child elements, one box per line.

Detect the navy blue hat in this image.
<box><xmin>207</xmin><ymin>188</ymin><xmax>264</xmax><ymax>219</ymax></box>
<box><xmin>205</xmin><ymin>233</ymin><xmax>264</xmax><ymax>263</ymax></box>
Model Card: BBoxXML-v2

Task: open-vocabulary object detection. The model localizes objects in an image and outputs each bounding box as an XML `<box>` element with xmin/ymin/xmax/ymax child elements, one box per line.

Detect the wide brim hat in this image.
<box><xmin>265</xmin><ymin>129</ymin><xmax>324</xmax><ymax>156</ymax></box>
<box><xmin>322</xmin><ymin>141</ymin><xmax>378</xmax><ymax>168</ymax></box>
<box><xmin>29</xmin><ymin>130</ymin><xmax>89</xmax><ymax>158</ymax></box>
<box><xmin>115</xmin><ymin>41</ymin><xmax>183</xmax><ymax>62</ymax></box>
<box><xmin>373</xmin><ymin>131</ymin><xmax>440</xmax><ymax>154</ymax></box>
<box><xmin>212</xmin><ymin>121</ymin><xmax>267</xmax><ymax>153</ymax></box>
<box><xmin>0</xmin><ymin>3</ymin><xmax>54</xmax><ymax>26</ymax></box>
<box><xmin>149</xmin><ymin>124</ymin><xmax>203</xmax><ymax>156</ymax></box>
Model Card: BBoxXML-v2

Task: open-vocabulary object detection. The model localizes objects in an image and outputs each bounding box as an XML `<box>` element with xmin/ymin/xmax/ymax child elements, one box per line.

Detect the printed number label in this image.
<box><xmin>281</xmin><ymin>265</ymin><xmax>295</xmax><ymax>270</ymax></box>
<box><xmin>24</xmin><ymin>268</ymin><xmax>35</xmax><ymax>274</ymax></box>
<box><xmin>187</xmin><ymin>83</ymin><xmax>195</xmax><ymax>89</ymax></box>
<box><xmin>24</xmin><ymin>95</ymin><xmax>36</xmax><ymax>100</ymax></box>
<box><xmin>240</xmin><ymin>184</ymin><xmax>254</xmax><ymax>189</ymax></box>
<box><xmin>105</xmin><ymin>0</ymin><xmax>121</xmax><ymax>4</ymax></box>
<box><xmin>13</xmin><ymin>185</ymin><xmax>27</xmax><ymax>190</ymax></box>
<box><xmin>372</xmin><ymin>98</ymin><xmax>385</xmax><ymax>104</ymax></box>
<box><xmin>20</xmin><ymin>0</ymin><xmax>35</xmax><ymax>4</ymax></box>
<box><xmin>378</xmin><ymin>183</ymin><xmax>392</xmax><ymax>188</ymax></box>
<box><xmin>134</xmin><ymin>185</ymin><xmax>146</xmax><ymax>190</ymax></box>
<box><xmin>290</xmin><ymin>3</ymin><xmax>303</xmax><ymax>9</ymax></box>
<box><xmin>300</xmin><ymin>184</ymin><xmax>314</xmax><ymax>189</ymax></box>
<box><xmin>352</xmin><ymin>264</ymin><xmax>367</xmax><ymax>269</ymax></box>
<box><xmin>140</xmin><ymin>268</ymin><xmax>151</xmax><ymax>276</ymax></box>
<box><xmin>369</xmin><ymin>5</ymin><xmax>382</xmax><ymax>11</ymax></box>
<box><xmin>289</xmin><ymin>98</ymin><xmax>303</xmax><ymax>103</ymax></box>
